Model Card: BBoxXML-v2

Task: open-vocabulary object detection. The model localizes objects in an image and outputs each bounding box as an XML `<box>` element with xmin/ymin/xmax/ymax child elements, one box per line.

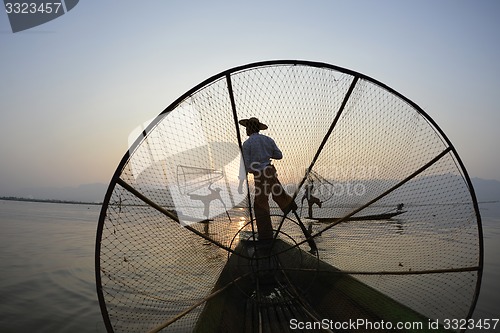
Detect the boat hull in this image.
<box><xmin>311</xmin><ymin>211</ymin><xmax>406</xmax><ymax>223</ymax></box>
<box><xmin>194</xmin><ymin>237</ymin><xmax>449</xmax><ymax>333</ymax></box>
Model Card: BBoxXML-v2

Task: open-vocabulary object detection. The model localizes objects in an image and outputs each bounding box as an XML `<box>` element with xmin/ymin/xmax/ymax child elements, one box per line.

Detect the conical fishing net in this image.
<box><xmin>96</xmin><ymin>60</ymin><xmax>482</xmax><ymax>333</ymax></box>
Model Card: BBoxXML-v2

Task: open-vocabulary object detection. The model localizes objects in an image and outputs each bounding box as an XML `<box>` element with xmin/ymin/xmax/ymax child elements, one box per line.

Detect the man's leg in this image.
<box><xmin>266</xmin><ymin>166</ymin><xmax>297</xmax><ymax>214</ymax></box>
<box><xmin>254</xmin><ymin>173</ymin><xmax>273</xmax><ymax>240</ymax></box>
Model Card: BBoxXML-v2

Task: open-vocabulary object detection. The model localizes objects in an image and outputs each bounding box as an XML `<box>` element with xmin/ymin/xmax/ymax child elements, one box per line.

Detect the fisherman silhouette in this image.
<box><xmin>301</xmin><ymin>179</ymin><xmax>323</xmax><ymax>219</ymax></box>
<box><xmin>238</xmin><ymin>117</ymin><xmax>298</xmax><ymax>241</ymax></box>
<box><xmin>188</xmin><ymin>184</ymin><xmax>226</xmax><ymax>219</ymax></box>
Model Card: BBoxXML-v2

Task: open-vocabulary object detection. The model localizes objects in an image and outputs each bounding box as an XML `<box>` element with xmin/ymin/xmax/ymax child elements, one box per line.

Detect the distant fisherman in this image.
<box><xmin>301</xmin><ymin>179</ymin><xmax>322</xmax><ymax>219</ymax></box>
<box><xmin>238</xmin><ymin>117</ymin><xmax>297</xmax><ymax>241</ymax></box>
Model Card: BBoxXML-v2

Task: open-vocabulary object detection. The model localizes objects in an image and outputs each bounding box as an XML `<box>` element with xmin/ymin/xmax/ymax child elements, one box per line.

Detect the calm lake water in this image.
<box><xmin>0</xmin><ymin>200</ymin><xmax>498</xmax><ymax>332</ymax></box>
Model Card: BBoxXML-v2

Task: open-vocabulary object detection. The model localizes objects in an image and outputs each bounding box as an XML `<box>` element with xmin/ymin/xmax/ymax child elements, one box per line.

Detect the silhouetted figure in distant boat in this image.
<box><xmin>301</xmin><ymin>180</ymin><xmax>322</xmax><ymax>219</ymax></box>
<box><xmin>188</xmin><ymin>184</ymin><xmax>225</xmax><ymax>219</ymax></box>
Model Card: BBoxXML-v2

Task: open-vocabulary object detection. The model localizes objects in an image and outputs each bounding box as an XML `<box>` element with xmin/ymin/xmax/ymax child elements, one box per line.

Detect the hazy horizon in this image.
<box><xmin>1</xmin><ymin>176</ymin><xmax>499</xmax><ymax>204</ymax></box>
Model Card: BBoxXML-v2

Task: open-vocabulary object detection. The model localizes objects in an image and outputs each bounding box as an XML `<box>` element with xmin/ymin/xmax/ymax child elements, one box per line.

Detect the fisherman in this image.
<box><xmin>237</xmin><ymin>117</ymin><xmax>297</xmax><ymax>241</ymax></box>
<box><xmin>188</xmin><ymin>183</ymin><xmax>224</xmax><ymax>219</ymax></box>
<box><xmin>301</xmin><ymin>179</ymin><xmax>322</xmax><ymax>219</ymax></box>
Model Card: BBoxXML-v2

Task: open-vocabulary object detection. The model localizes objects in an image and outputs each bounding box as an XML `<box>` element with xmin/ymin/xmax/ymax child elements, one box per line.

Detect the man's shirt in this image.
<box><xmin>241</xmin><ymin>133</ymin><xmax>283</xmax><ymax>174</ymax></box>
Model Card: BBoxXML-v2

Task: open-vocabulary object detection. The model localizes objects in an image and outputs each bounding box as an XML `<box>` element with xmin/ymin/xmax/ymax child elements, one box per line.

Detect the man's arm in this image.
<box><xmin>270</xmin><ymin>138</ymin><xmax>283</xmax><ymax>160</ymax></box>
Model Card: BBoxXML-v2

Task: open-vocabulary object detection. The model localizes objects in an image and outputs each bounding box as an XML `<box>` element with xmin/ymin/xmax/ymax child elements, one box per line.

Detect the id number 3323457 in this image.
<box><xmin>440</xmin><ymin>318</ymin><xmax>499</xmax><ymax>331</ymax></box>
<box><xmin>5</xmin><ymin>2</ymin><xmax>63</xmax><ymax>14</ymax></box>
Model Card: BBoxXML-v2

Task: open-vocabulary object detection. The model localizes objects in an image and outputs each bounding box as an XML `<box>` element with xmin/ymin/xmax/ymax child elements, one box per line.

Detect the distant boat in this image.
<box><xmin>310</xmin><ymin>209</ymin><xmax>406</xmax><ymax>223</ymax></box>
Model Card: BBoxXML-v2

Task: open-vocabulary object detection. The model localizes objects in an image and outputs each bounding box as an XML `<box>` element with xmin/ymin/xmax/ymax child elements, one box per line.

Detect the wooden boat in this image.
<box><xmin>310</xmin><ymin>210</ymin><xmax>406</xmax><ymax>223</ymax></box>
<box><xmin>193</xmin><ymin>235</ymin><xmax>450</xmax><ymax>333</ymax></box>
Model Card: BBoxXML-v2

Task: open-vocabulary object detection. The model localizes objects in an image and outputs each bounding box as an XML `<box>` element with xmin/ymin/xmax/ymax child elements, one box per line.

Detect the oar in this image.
<box><xmin>293</xmin><ymin>210</ymin><xmax>317</xmax><ymax>254</ymax></box>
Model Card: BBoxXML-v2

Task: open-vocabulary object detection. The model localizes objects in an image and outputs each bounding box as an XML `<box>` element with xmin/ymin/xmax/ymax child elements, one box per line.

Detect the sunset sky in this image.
<box><xmin>1</xmin><ymin>0</ymin><xmax>499</xmax><ymax>196</ymax></box>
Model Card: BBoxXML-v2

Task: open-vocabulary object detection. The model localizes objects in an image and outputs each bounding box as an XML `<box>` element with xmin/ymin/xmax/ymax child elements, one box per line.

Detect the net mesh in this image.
<box><xmin>96</xmin><ymin>61</ymin><xmax>482</xmax><ymax>332</ymax></box>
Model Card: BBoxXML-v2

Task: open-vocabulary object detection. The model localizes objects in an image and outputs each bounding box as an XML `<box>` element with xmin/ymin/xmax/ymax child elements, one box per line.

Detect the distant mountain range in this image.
<box><xmin>1</xmin><ymin>177</ymin><xmax>499</xmax><ymax>216</ymax></box>
<box><xmin>2</xmin><ymin>183</ymin><xmax>108</xmax><ymax>204</ymax></box>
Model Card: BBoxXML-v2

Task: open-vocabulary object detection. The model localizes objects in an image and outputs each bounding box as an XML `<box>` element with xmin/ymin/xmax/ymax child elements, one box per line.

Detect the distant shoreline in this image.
<box><xmin>0</xmin><ymin>196</ymin><xmax>102</xmax><ymax>206</ymax></box>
